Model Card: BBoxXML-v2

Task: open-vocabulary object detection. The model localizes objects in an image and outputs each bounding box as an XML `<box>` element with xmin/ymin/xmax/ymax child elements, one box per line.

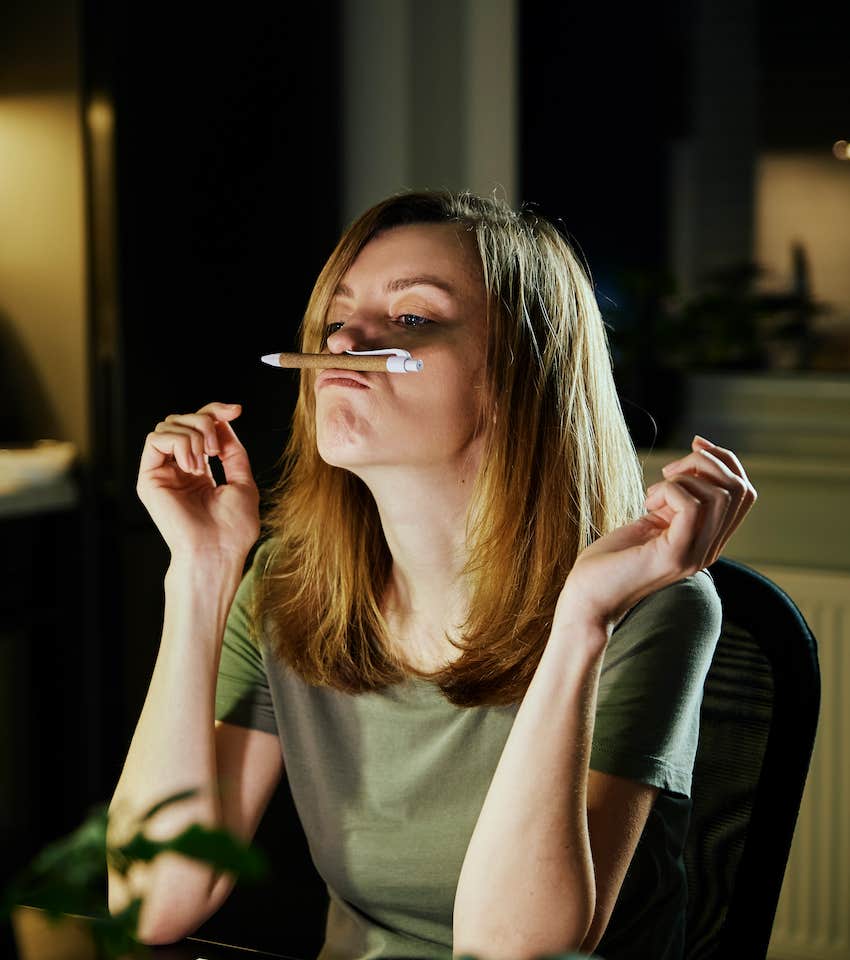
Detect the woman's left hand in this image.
<box><xmin>555</xmin><ymin>435</ymin><xmax>757</xmax><ymax>637</ymax></box>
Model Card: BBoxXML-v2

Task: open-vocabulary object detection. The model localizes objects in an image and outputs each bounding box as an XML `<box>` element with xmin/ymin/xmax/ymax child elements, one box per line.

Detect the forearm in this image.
<box><xmin>453</xmin><ymin>619</ymin><xmax>608</xmax><ymax>960</ymax></box>
<box><xmin>107</xmin><ymin>555</ymin><xmax>245</xmax><ymax>934</ymax></box>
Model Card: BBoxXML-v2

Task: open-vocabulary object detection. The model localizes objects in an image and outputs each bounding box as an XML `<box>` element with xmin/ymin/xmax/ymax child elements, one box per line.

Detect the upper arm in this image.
<box><xmin>205</xmin><ymin>720</ymin><xmax>284</xmax><ymax>913</ymax></box>
<box><xmin>215</xmin><ymin>719</ymin><xmax>284</xmax><ymax>839</ymax></box>
<box><xmin>580</xmin><ymin>769</ymin><xmax>660</xmax><ymax>955</ymax></box>
<box><xmin>577</xmin><ymin>574</ymin><xmax>719</xmax><ymax>952</ymax></box>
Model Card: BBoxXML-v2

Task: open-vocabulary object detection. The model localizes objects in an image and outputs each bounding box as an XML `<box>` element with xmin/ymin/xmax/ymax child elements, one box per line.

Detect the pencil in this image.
<box><xmin>261</xmin><ymin>352</ymin><xmax>423</xmax><ymax>373</ymax></box>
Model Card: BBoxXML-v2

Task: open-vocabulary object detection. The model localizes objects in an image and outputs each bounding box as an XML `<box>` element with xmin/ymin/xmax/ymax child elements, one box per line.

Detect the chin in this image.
<box><xmin>316</xmin><ymin>424</ymin><xmax>377</xmax><ymax>471</ymax></box>
<box><xmin>316</xmin><ymin>434</ymin><xmax>416</xmax><ymax>473</ymax></box>
<box><xmin>317</xmin><ymin>445</ymin><xmax>367</xmax><ymax>470</ymax></box>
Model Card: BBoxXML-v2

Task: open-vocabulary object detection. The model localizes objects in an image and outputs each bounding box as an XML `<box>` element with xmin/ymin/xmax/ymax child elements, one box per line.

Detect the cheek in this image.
<box><xmin>396</xmin><ymin>362</ymin><xmax>486</xmax><ymax>433</ymax></box>
<box><xmin>436</xmin><ymin>356</ymin><xmax>486</xmax><ymax>411</ymax></box>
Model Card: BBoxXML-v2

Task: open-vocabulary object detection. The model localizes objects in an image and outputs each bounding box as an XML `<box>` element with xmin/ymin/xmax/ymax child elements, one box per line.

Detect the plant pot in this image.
<box><xmin>11</xmin><ymin>906</ymin><xmax>101</xmax><ymax>960</ymax></box>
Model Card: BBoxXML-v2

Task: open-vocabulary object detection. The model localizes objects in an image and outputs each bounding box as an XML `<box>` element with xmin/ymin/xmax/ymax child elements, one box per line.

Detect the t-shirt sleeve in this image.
<box><xmin>589</xmin><ymin>568</ymin><xmax>722</xmax><ymax>797</ymax></box>
<box><xmin>214</xmin><ymin>542</ymin><xmax>279</xmax><ymax>735</ymax></box>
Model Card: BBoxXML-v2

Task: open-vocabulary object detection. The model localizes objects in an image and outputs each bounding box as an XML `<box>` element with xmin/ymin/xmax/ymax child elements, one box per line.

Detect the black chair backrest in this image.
<box><xmin>684</xmin><ymin>558</ymin><xmax>820</xmax><ymax>959</ymax></box>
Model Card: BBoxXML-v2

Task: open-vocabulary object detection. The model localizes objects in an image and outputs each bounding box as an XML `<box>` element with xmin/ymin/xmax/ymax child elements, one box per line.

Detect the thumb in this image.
<box><xmin>215</xmin><ymin>419</ymin><xmax>256</xmax><ymax>486</ymax></box>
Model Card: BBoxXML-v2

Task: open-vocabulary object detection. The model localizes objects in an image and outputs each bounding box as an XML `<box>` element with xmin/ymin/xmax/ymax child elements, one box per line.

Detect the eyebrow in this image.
<box><xmin>333</xmin><ymin>275</ymin><xmax>458</xmax><ymax>299</ymax></box>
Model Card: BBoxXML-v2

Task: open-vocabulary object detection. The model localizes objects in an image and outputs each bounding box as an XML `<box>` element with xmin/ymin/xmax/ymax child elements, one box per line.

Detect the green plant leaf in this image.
<box><xmin>114</xmin><ymin>823</ymin><xmax>268</xmax><ymax>881</ymax></box>
<box><xmin>2</xmin><ymin>787</ymin><xmax>269</xmax><ymax>960</ymax></box>
<box><xmin>28</xmin><ymin>806</ymin><xmax>108</xmax><ymax>875</ymax></box>
<box><xmin>139</xmin><ymin>787</ymin><xmax>200</xmax><ymax>823</ymax></box>
<box><xmin>90</xmin><ymin>899</ymin><xmax>146</xmax><ymax>958</ymax></box>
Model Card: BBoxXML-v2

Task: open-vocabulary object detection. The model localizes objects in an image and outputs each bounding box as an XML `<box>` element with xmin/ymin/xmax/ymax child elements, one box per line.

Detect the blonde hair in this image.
<box><xmin>254</xmin><ymin>190</ymin><xmax>647</xmax><ymax>706</ymax></box>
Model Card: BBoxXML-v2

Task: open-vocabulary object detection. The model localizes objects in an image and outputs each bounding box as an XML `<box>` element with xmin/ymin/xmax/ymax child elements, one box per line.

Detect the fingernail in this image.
<box><xmin>662</xmin><ymin>459</ymin><xmax>681</xmax><ymax>473</ymax></box>
<box><xmin>693</xmin><ymin>434</ymin><xmax>714</xmax><ymax>446</ymax></box>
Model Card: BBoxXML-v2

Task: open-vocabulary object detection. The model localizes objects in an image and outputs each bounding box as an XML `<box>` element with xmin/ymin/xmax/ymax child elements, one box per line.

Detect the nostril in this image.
<box><xmin>323</xmin><ymin>328</ymin><xmax>350</xmax><ymax>353</ymax></box>
<box><xmin>323</xmin><ymin>321</ymin><xmax>386</xmax><ymax>355</ymax></box>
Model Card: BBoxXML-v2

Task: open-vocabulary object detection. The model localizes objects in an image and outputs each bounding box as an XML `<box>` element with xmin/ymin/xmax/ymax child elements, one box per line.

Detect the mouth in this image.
<box><xmin>316</xmin><ymin>369</ymin><xmax>371</xmax><ymax>390</ymax></box>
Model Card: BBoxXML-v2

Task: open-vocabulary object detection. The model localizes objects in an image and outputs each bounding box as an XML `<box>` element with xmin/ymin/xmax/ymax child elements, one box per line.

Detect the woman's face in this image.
<box><xmin>314</xmin><ymin>222</ymin><xmax>489</xmax><ymax>476</ymax></box>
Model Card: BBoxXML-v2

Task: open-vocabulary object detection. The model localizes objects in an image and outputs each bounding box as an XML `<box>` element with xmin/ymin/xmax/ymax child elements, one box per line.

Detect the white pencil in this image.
<box><xmin>261</xmin><ymin>348</ymin><xmax>423</xmax><ymax>373</ymax></box>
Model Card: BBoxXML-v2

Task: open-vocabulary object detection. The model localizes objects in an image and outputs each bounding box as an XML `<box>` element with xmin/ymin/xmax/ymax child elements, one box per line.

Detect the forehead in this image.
<box><xmin>338</xmin><ymin>223</ymin><xmax>483</xmax><ymax>295</ymax></box>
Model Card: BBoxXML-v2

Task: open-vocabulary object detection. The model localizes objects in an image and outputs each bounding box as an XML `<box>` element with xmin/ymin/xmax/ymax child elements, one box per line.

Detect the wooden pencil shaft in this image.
<box><xmin>274</xmin><ymin>353</ymin><xmax>393</xmax><ymax>371</ymax></box>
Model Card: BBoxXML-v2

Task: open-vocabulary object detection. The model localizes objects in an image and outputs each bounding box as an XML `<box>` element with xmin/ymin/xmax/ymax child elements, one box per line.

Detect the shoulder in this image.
<box><xmin>227</xmin><ymin>538</ymin><xmax>279</xmax><ymax>636</ymax></box>
<box><xmin>251</xmin><ymin>535</ymin><xmax>277</xmax><ymax>566</ymax></box>
<box><xmin>606</xmin><ymin>569</ymin><xmax>722</xmax><ymax>671</ymax></box>
<box><xmin>618</xmin><ymin>568</ymin><xmax>721</xmax><ymax>635</ymax></box>
<box><xmin>592</xmin><ymin>570</ymin><xmax>723</xmax><ymax>795</ymax></box>
<box><xmin>242</xmin><ymin>537</ymin><xmax>279</xmax><ymax>584</ymax></box>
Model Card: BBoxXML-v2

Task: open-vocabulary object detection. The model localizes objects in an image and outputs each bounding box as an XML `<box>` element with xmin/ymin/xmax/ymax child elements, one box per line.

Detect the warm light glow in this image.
<box><xmin>832</xmin><ymin>139</ymin><xmax>850</xmax><ymax>160</ymax></box>
<box><xmin>86</xmin><ymin>97</ymin><xmax>114</xmax><ymax>136</ymax></box>
<box><xmin>757</xmin><ymin>151</ymin><xmax>850</xmax><ymax>325</ymax></box>
<box><xmin>0</xmin><ymin>93</ymin><xmax>89</xmax><ymax>456</ymax></box>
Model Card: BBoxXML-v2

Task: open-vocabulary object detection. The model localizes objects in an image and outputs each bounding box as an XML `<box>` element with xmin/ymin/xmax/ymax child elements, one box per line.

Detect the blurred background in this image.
<box><xmin>1</xmin><ymin>1</ymin><xmax>847</xmax><ymax>958</ymax></box>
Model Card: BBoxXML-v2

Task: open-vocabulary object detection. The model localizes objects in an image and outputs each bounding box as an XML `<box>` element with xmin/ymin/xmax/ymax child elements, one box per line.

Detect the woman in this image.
<box><xmin>107</xmin><ymin>191</ymin><xmax>756</xmax><ymax>960</ymax></box>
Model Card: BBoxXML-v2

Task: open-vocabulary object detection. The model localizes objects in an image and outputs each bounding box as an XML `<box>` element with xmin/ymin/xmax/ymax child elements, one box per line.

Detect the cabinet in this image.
<box><xmin>0</xmin><ymin>478</ymin><xmax>92</xmax><ymax>885</ymax></box>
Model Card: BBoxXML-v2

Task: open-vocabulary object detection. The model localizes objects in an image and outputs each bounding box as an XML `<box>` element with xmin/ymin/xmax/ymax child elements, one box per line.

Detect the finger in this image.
<box><xmin>164</xmin><ymin>413</ymin><xmax>222</xmax><ymax>456</ymax></box>
<box><xmin>156</xmin><ymin>421</ymin><xmax>205</xmax><ymax>458</ymax></box>
<box><xmin>667</xmin><ymin>473</ymin><xmax>734</xmax><ymax>567</ymax></box>
<box><xmin>214</xmin><ymin>419</ymin><xmax>256</xmax><ymax>487</ymax></box>
<box><xmin>661</xmin><ymin>447</ymin><xmax>738</xmax><ymax>488</ymax></box>
<box><xmin>645</xmin><ymin>476</ymin><xmax>703</xmax><ymax>569</ymax></box>
<box><xmin>690</xmin><ymin>439</ymin><xmax>758</xmax><ymax>542</ymax></box>
<box><xmin>662</xmin><ymin>446</ymin><xmax>748</xmax><ymax>517</ymax></box>
<box><xmin>154</xmin><ymin>422</ymin><xmax>209</xmax><ymax>474</ymax></box>
<box><xmin>645</xmin><ymin>476</ymin><xmax>721</xmax><ymax>574</ymax></box>
<box><xmin>196</xmin><ymin>401</ymin><xmax>243</xmax><ymax>422</ymax></box>
<box><xmin>692</xmin><ymin>436</ymin><xmax>758</xmax><ymax>505</ymax></box>
<box><xmin>647</xmin><ymin>469</ymin><xmax>748</xmax><ymax>569</ymax></box>
<box><xmin>141</xmin><ymin>428</ymin><xmax>205</xmax><ymax>476</ymax></box>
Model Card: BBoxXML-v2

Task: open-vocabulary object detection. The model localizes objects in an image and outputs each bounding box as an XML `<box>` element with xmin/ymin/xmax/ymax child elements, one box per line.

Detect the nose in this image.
<box><xmin>324</xmin><ymin>316</ymin><xmax>388</xmax><ymax>354</ymax></box>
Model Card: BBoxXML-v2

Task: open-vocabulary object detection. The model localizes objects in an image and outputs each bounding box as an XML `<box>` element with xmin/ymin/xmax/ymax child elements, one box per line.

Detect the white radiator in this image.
<box><xmin>757</xmin><ymin>565</ymin><xmax>850</xmax><ymax>960</ymax></box>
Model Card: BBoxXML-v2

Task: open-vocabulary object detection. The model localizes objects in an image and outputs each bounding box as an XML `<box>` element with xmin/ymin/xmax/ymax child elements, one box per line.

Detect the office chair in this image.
<box><xmin>684</xmin><ymin>557</ymin><xmax>820</xmax><ymax>960</ymax></box>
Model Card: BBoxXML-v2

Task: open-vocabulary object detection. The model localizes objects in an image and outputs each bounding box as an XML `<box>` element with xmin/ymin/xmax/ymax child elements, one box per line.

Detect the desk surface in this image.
<box><xmin>10</xmin><ymin>906</ymin><xmax>306</xmax><ymax>960</ymax></box>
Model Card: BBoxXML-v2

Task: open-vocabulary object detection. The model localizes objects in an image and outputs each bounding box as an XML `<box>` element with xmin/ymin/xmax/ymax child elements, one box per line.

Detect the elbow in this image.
<box><xmin>108</xmin><ymin>887</ymin><xmax>190</xmax><ymax>947</ymax></box>
<box><xmin>133</xmin><ymin>892</ymin><xmax>207</xmax><ymax>946</ymax></box>
<box><xmin>453</xmin><ymin>902</ymin><xmax>595</xmax><ymax>960</ymax></box>
<box><xmin>107</xmin><ymin>863</ymin><xmax>213</xmax><ymax>947</ymax></box>
<box><xmin>453</xmin><ymin>855</ymin><xmax>596</xmax><ymax>960</ymax></box>
<box><xmin>134</xmin><ymin>914</ymin><xmax>196</xmax><ymax>947</ymax></box>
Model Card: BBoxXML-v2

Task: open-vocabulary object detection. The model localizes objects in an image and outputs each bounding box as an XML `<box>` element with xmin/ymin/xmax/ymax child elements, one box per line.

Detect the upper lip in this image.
<box><xmin>315</xmin><ymin>369</ymin><xmax>371</xmax><ymax>389</ymax></box>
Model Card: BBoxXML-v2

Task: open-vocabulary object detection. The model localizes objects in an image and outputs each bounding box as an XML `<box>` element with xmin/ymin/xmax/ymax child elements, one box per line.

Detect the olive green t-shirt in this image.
<box><xmin>215</xmin><ymin>543</ymin><xmax>721</xmax><ymax>960</ymax></box>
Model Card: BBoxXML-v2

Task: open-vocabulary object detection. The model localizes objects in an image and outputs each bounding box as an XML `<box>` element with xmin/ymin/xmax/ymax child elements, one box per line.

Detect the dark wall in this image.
<box><xmin>519</xmin><ymin>1</ymin><xmax>693</xmax><ymax>448</ymax></box>
<box><xmin>520</xmin><ymin>3</ymin><xmax>690</xmax><ymax>281</ymax></box>
<box><xmin>758</xmin><ymin>0</ymin><xmax>849</xmax><ymax>150</ymax></box>
<box><xmin>79</xmin><ymin>4</ymin><xmax>341</xmax><ymax>953</ymax></box>
<box><xmin>520</xmin><ymin>0</ymin><xmax>850</xmax><ymax>445</ymax></box>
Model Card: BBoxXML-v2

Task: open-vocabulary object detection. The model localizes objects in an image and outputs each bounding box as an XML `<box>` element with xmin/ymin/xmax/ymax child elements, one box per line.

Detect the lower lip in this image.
<box><xmin>319</xmin><ymin>378</ymin><xmax>369</xmax><ymax>389</ymax></box>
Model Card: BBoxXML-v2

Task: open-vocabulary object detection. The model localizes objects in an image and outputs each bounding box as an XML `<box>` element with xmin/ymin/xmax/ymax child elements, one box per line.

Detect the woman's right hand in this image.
<box><xmin>136</xmin><ymin>401</ymin><xmax>260</xmax><ymax>561</ymax></box>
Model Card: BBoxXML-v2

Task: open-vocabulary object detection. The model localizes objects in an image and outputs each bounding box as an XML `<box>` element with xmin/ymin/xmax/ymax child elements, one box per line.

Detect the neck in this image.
<box><xmin>356</xmin><ymin>449</ymin><xmax>482</xmax><ymax>641</ymax></box>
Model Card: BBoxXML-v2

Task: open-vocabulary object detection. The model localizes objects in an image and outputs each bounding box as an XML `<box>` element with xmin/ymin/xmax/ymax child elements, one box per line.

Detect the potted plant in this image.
<box><xmin>604</xmin><ymin>253</ymin><xmax>840</xmax><ymax>453</ymax></box>
<box><xmin>1</xmin><ymin>789</ymin><xmax>268</xmax><ymax>959</ymax></box>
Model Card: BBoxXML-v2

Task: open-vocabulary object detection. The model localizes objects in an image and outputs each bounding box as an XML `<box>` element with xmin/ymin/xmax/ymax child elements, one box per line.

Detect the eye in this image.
<box><xmin>325</xmin><ymin>321</ymin><xmax>345</xmax><ymax>336</ymax></box>
<box><xmin>395</xmin><ymin>314</ymin><xmax>432</xmax><ymax>328</ymax></box>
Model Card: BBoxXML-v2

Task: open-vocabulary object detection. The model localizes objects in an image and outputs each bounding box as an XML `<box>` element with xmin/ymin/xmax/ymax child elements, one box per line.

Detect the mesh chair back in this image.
<box><xmin>684</xmin><ymin>559</ymin><xmax>820</xmax><ymax>960</ymax></box>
